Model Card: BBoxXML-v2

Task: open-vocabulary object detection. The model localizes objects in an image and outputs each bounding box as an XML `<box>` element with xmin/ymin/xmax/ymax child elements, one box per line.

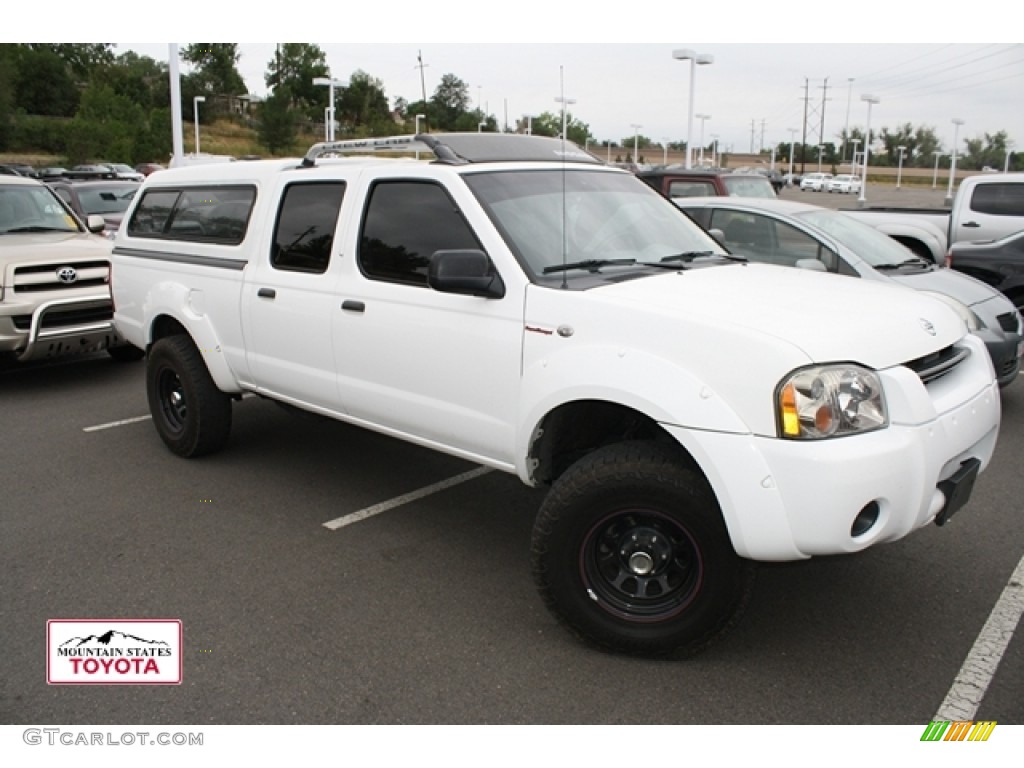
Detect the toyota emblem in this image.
<box><xmin>919</xmin><ymin>318</ymin><xmax>936</xmax><ymax>336</ymax></box>
<box><xmin>56</xmin><ymin>266</ymin><xmax>77</xmax><ymax>284</ymax></box>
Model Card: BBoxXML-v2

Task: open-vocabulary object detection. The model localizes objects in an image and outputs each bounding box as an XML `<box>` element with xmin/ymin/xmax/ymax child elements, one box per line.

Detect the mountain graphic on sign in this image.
<box><xmin>59</xmin><ymin>630</ymin><xmax>170</xmax><ymax>648</ymax></box>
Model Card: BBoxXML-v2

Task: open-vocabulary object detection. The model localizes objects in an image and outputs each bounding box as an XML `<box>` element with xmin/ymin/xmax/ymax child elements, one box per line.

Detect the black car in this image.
<box><xmin>947</xmin><ymin>230</ymin><xmax>1024</xmax><ymax>313</ymax></box>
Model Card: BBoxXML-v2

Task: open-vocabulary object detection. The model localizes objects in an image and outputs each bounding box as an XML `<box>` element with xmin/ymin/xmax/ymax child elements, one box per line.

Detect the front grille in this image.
<box><xmin>12</xmin><ymin>260</ymin><xmax>110</xmax><ymax>293</ymax></box>
<box><xmin>904</xmin><ymin>344</ymin><xmax>970</xmax><ymax>385</ymax></box>
<box><xmin>996</xmin><ymin>312</ymin><xmax>1022</xmax><ymax>334</ymax></box>
<box><xmin>11</xmin><ymin>304</ymin><xmax>113</xmax><ymax>331</ymax></box>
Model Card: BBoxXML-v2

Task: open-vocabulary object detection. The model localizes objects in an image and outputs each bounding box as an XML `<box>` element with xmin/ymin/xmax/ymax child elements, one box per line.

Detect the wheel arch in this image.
<box><xmin>147</xmin><ymin>311</ymin><xmax>241</xmax><ymax>394</ymax></box>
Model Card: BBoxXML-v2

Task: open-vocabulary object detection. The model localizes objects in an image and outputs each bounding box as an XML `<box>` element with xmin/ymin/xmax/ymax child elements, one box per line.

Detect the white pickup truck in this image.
<box><xmin>111</xmin><ymin>133</ymin><xmax>1001</xmax><ymax>657</ymax></box>
<box><xmin>842</xmin><ymin>172</ymin><xmax>1024</xmax><ymax>263</ymax></box>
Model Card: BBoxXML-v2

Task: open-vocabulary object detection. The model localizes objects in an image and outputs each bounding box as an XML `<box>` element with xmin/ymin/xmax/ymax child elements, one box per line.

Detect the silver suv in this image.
<box><xmin>0</xmin><ymin>175</ymin><xmax>142</xmax><ymax>363</ymax></box>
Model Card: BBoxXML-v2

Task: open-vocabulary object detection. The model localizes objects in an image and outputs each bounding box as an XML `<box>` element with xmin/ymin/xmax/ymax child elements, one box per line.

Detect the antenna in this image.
<box><xmin>559</xmin><ymin>65</ymin><xmax>568</xmax><ymax>290</ymax></box>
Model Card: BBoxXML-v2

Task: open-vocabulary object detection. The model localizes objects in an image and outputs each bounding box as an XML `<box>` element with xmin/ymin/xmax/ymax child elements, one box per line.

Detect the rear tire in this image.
<box><xmin>146</xmin><ymin>335</ymin><xmax>232</xmax><ymax>457</ymax></box>
<box><xmin>531</xmin><ymin>441</ymin><xmax>755</xmax><ymax>657</ymax></box>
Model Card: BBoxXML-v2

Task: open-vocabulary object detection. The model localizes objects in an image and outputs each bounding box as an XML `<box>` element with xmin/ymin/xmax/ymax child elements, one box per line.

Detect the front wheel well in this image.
<box><xmin>529</xmin><ymin>400</ymin><xmax>703</xmax><ymax>486</ymax></box>
<box><xmin>891</xmin><ymin>236</ymin><xmax>935</xmax><ymax>262</ymax></box>
<box><xmin>149</xmin><ymin>314</ymin><xmax>190</xmax><ymax>350</ymax></box>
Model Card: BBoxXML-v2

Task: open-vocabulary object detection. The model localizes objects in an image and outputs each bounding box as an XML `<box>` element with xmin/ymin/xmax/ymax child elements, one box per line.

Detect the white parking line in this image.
<box><xmin>322</xmin><ymin>466</ymin><xmax>495</xmax><ymax>531</ymax></box>
<box><xmin>82</xmin><ymin>415</ymin><xmax>152</xmax><ymax>432</ymax></box>
<box><xmin>935</xmin><ymin>553</ymin><xmax>1024</xmax><ymax>721</ymax></box>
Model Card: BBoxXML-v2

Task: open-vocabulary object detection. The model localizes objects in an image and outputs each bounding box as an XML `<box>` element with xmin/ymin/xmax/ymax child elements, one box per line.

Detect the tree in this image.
<box><xmin>264</xmin><ymin>43</ymin><xmax>329</xmax><ymax>114</ymax></box>
<box><xmin>337</xmin><ymin>70</ymin><xmax>391</xmax><ymax>134</ymax></box>
<box><xmin>259</xmin><ymin>85</ymin><xmax>298</xmax><ymax>155</ymax></box>
<box><xmin>30</xmin><ymin>44</ymin><xmax>114</xmax><ymax>80</ymax></box>
<box><xmin>11</xmin><ymin>46</ymin><xmax>80</xmax><ymax>117</ymax></box>
<box><xmin>430</xmin><ymin>73</ymin><xmax>471</xmax><ymax>130</ymax></box>
<box><xmin>963</xmin><ymin>131</ymin><xmax>1013</xmax><ymax>171</ymax></box>
<box><xmin>181</xmin><ymin>44</ymin><xmax>247</xmax><ymax>98</ymax></box>
<box><xmin>524</xmin><ymin>111</ymin><xmax>591</xmax><ymax>145</ymax></box>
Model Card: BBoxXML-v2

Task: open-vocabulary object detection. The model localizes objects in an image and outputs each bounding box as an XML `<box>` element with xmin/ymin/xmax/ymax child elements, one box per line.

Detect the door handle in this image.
<box><xmin>963</xmin><ymin>221</ymin><xmax>980</xmax><ymax>228</ymax></box>
<box><xmin>341</xmin><ymin>300</ymin><xmax>365</xmax><ymax>313</ymax></box>
<box><xmin>257</xmin><ymin>287</ymin><xmax>276</xmax><ymax>298</ymax></box>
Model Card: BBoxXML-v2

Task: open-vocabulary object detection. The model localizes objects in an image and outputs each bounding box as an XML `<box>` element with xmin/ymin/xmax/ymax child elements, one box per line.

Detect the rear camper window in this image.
<box><xmin>127</xmin><ymin>186</ymin><xmax>256</xmax><ymax>244</ymax></box>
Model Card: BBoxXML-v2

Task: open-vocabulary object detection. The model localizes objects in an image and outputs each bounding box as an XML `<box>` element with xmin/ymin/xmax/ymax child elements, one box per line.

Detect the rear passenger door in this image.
<box><xmin>242</xmin><ymin>181</ymin><xmax>347</xmax><ymax>409</ymax></box>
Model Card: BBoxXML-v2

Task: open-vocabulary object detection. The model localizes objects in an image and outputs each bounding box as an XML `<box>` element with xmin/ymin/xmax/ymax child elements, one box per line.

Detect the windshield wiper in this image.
<box><xmin>874</xmin><ymin>258</ymin><xmax>932</xmax><ymax>271</ymax></box>
<box><xmin>661</xmin><ymin>250</ymin><xmax>747</xmax><ymax>264</ymax></box>
<box><xmin>4</xmin><ymin>226</ymin><xmax>77</xmax><ymax>234</ymax></box>
<box><xmin>543</xmin><ymin>258</ymin><xmax>636</xmax><ymax>274</ymax></box>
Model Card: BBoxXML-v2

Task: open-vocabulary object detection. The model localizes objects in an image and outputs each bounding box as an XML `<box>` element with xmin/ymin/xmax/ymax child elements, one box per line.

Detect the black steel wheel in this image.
<box><xmin>531</xmin><ymin>441</ymin><xmax>755</xmax><ymax>657</ymax></box>
<box><xmin>146</xmin><ymin>335</ymin><xmax>232</xmax><ymax>457</ymax></box>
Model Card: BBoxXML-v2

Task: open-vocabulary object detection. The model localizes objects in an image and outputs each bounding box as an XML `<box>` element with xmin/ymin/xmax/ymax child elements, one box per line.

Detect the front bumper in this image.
<box><xmin>0</xmin><ymin>294</ymin><xmax>125</xmax><ymax>362</ymax></box>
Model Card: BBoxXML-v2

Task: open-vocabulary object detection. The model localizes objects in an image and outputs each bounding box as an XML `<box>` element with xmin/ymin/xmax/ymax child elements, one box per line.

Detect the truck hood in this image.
<box><xmin>592</xmin><ymin>264</ymin><xmax>966</xmax><ymax>370</ymax></box>
<box><xmin>0</xmin><ymin>231</ymin><xmax>113</xmax><ymax>268</ymax></box>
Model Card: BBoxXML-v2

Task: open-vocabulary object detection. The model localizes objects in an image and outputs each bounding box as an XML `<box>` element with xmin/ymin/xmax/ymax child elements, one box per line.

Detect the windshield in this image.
<box><xmin>723</xmin><ymin>176</ymin><xmax>776</xmax><ymax>198</ymax></box>
<box><xmin>0</xmin><ymin>185</ymin><xmax>81</xmax><ymax>234</ymax></box>
<box><xmin>78</xmin><ymin>185</ymin><xmax>138</xmax><ymax>215</ymax></box>
<box><xmin>796</xmin><ymin>209</ymin><xmax>927</xmax><ymax>267</ymax></box>
<box><xmin>463</xmin><ymin>168</ymin><xmax>724</xmax><ymax>280</ymax></box>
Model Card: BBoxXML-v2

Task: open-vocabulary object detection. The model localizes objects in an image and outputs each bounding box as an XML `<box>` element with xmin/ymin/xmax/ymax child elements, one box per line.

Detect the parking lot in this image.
<box><xmin>1</xmin><ymin>345</ymin><xmax>1021</xmax><ymax>727</ymax></box>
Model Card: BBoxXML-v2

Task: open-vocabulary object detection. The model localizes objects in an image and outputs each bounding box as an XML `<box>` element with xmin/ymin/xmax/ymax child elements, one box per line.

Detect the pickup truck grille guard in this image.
<box><xmin>903</xmin><ymin>344</ymin><xmax>970</xmax><ymax>385</ymax></box>
<box><xmin>15</xmin><ymin>293</ymin><xmax>119</xmax><ymax>361</ymax></box>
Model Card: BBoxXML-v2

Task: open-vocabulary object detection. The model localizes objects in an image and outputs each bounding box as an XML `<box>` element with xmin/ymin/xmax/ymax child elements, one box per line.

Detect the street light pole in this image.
<box><xmin>662</xmin><ymin>138</ymin><xmax>668</xmax><ymax>166</ymax></box>
<box><xmin>696</xmin><ymin>114</ymin><xmax>710</xmax><ymax>166</ymax></box>
<box><xmin>787</xmin><ymin>128</ymin><xmax>797</xmax><ymax>182</ymax></box>
<box><xmin>858</xmin><ymin>94</ymin><xmax>879</xmax><ymax>207</ymax></box>
<box><xmin>312</xmin><ymin>76</ymin><xmax>346</xmax><ymax>142</ymax></box>
<box><xmin>849</xmin><ymin>139</ymin><xmax>860</xmax><ymax>175</ymax></box>
<box><xmin>630</xmin><ymin>123</ymin><xmax>642</xmax><ymax>164</ymax></box>
<box><xmin>896</xmin><ymin>145</ymin><xmax>907</xmax><ymax>189</ymax></box>
<box><xmin>817</xmin><ymin>144</ymin><xmax>824</xmax><ymax>173</ymax></box>
<box><xmin>932</xmin><ymin>152</ymin><xmax>943</xmax><ymax>189</ymax></box>
<box><xmin>554</xmin><ymin>96</ymin><xmax>576</xmax><ymax>140</ymax></box>
<box><xmin>672</xmin><ymin>49</ymin><xmax>714</xmax><ymax>169</ymax></box>
<box><xmin>842</xmin><ymin>77</ymin><xmax>854</xmax><ymax>163</ymax></box>
<box><xmin>711</xmin><ymin>134</ymin><xmax>719</xmax><ymax>168</ymax></box>
<box><xmin>193</xmin><ymin>96</ymin><xmax>205</xmax><ymax>155</ymax></box>
<box><xmin>946</xmin><ymin>118</ymin><xmax>964</xmax><ymax>205</ymax></box>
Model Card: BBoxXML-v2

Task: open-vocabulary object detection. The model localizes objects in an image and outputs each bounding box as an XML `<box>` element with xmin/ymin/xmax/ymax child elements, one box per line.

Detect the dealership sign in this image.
<box><xmin>47</xmin><ymin>619</ymin><xmax>182</xmax><ymax>685</ymax></box>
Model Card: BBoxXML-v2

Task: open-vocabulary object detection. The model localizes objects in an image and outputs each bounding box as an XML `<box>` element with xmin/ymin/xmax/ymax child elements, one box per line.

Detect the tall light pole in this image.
<box><xmin>554</xmin><ymin>95</ymin><xmax>576</xmax><ymax>140</ymax></box>
<box><xmin>630</xmin><ymin>123</ymin><xmax>642</xmax><ymax>164</ymax></box>
<box><xmin>1004</xmin><ymin>142</ymin><xmax>1014</xmax><ymax>173</ymax></box>
<box><xmin>849</xmin><ymin>139</ymin><xmax>861</xmax><ymax>174</ymax></box>
<box><xmin>711</xmin><ymin>134</ymin><xmax>719</xmax><ymax>167</ymax></box>
<box><xmin>896</xmin><ymin>145</ymin><xmax>907</xmax><ymax>189</ymax></box>
<box><xmin>932</xmin><ymin>152</ymin><xmax>944</xmax><ymax>189</ymax></box>
<box><xmin>526</xmin><ymin>116</ymin><xmax>533</xmax><ymax>135</ymax></box>
<box><xmin>842</xmin><ymin>77</ymin><xmax>854</xmax><ymax>163</ymax></box>
<box><xmin>817</xmin><ymin>144</ymin><xmax>825</xmax><ymax>173</ymax></box>
<box><xmin>858</xmin><ymin>94</ymin><xmax>879</xmax><ymax>207</ymax></box>
<box><xmin>661</xmin><ymin>138</ymin><xmax>669</xmax><ymax>166</ymax></box>
<box><xmin>313</xmin><ymin>76</ymin><xmax>345</xmax><ymax>142</ymax></box>
<box><xmin>192</xmin><ymin>96</ymin><xmax>205</xmax><ymax>155</ymax></box>
<box><xmin>696</xmin><ymin>113</ymin><xmax>711</xmax><ymax>166</ymax></box>
<box><xmin>414</xmin><ymin>113</ymin><xmax>426</xmax><ymax>159</ymax></box>
<box><xmin>672</xmin><ymin>49</ymin><xmax>714</xmax><ymax>169</ymax></box>
<box><xmin>787</xmin><ymin>128</ymin><xmax>797</xmax><ymax>182</ymax></box>
<box><xmin>946</xmin><ymin>118</ymin><xmax>964</xmax><ymax>205</ymax></box>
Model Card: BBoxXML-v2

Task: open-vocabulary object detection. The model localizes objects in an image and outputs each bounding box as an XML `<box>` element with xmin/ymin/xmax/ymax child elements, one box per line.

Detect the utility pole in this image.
<box><xmin>800</xmin><ymin>78</ymin><xmax>810</xmax><ymax>175</ymax></box>
<box><xmin>819</xmin><ymin>77</ymin><xmax>831</xmax><ymax>168</ymax></box>
<box><xmin>760</xmin><ymin>119</ymin><xmax>766</xmax><ymax>153</ymax></box>
<box><xmin>750</xmin><ymin>119</ymin><xmax>756</xmax><ymax>154</ymax></box>
<box><xmin>415</xmin><ymin>49</ymin><xmax>429</xmax><ymax>129</ymax></box>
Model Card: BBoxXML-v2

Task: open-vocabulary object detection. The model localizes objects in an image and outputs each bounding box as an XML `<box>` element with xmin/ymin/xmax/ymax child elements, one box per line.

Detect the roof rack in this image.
<box><xmin>301</xmin><ymin>132</ymin><xmax>602</xmax><ymax>168</ymax></box>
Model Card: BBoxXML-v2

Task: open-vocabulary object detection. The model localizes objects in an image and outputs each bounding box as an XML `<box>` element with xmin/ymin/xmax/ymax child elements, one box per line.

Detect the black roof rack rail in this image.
<box><xmin>301</xmin><ymin>132</ymin><xmax>602</xmax><ymax>168</ymax></box>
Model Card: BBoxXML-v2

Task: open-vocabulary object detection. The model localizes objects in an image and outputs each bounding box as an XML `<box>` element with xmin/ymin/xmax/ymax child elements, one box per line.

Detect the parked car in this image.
<box><xmin>34</xmin><ymin>167</ymin><xmax>68</xmax><ymax>181</ymax></box>
<box><xmin>826</xmin><ymin>174</ymin><xmax>862</xmax><ymax>194</ymax></box>
<box><xmin>637</xmin><ymin>166</ymin><xmax>777</xmax><ymax>199</ymax></box>
<box><xmin>676</xmin><ymin>196</ymin><xmax>1023</xmax><ymax>387</ymax></box>
<box><xmin>100</xmin><ymin>163</ymin><xmax>145</xmax><ymax>182</ymax></box>
<box><xmin>946</xmin><ymin>229</ymin><xmax>1024</xmax><ymax>313</ymax></box>
<box><xmin>0</xmin><ymin>175</ymin><xmax>142</xmax><ymax>363</ymax></box>
<box><xmin>799</xmin><ymin>172</ymin><xmax>833</xmax><ymax>192</ymax></box>
<box><xmin>734</xmin><ymin>166</ymin><xmax>785</xmax><ymax>193</ymax></box>
<box><xmin>48</xmin><ymin>179</ymin><xmax>140</xmax><ymax>239</ymax></box>
<box><xmin>0</xmin><ymin>162</ymin><xmax>36</xmax><ymax>178</ymax></box>
<box><xmin>134</xmin><ymin>163</ymin><xmax>166</xmax><ymax>176</ymax></box>
<box><xmin>64</xmin><ymin>164</ymin><xmax>118</xmax><ymax>180</ymax></box>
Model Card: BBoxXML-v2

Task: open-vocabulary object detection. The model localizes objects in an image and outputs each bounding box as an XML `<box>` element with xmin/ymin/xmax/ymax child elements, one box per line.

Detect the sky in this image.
<box><xmin>9</xmin><ymin>3</ymin><xmax>1024</xmax><ymax>158</ymax></box>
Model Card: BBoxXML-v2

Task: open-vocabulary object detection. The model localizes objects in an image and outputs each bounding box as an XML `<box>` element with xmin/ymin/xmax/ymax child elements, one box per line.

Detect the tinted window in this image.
<box><xmin>127</xmin><ymin>186</ymin><xmax>255</xmax><ymax>244</ymax></box>
<box><xmin>270</xmin><ymin>182</ymin><xmax>345</xmax><ymax>274</ymax></box>
<box><xmin>359</xmin><ymin>181</ymin><xmax>480</xmax><ymax>286</ymax></box>
<box><xmin>970</xmin><ymin>183</ymin><xmax>1024</xmax><ymax>217</ymax></box>
<box><xmin>668</xmin><ymin>180</ymin><xmax>716</xmax><ymax>197</ymax></box>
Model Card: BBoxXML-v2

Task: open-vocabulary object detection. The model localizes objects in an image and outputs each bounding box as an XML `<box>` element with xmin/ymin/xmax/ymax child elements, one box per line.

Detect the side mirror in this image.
<box><xmin>428</xmin><ymin>249</ymin><xmax>505</xmax><ymax>299</ymax></box>
<box><xmin>795</xmin><ymin>258</ymin><xmax>827</xmax><ymax>272</ymax></box>
<box><xmin>708</xmin><ymin>228</ymin><xmax>726</xmax><ymax>246</ymax></box>
<box><xmin>86</xmin><ymin>214</ymin><xmax>106</xmax><ymax>234</ymax></box>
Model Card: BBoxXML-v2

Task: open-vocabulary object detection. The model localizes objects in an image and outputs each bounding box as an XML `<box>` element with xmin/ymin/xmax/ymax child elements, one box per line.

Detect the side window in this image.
<box><xmin>359</xmin><ymin>180</ymin><xmax>481</xmax><ymax>287</ymax></box>
<box><xmin>270</xmin><ymin>182</ymin><xmax>345</xmax><ymax>274</ymax></box>
<box><xmin>127</xmin><ymin>187</ymin><xmax>255</xmax><ymax>243</ymax></box>
<box><xmin>668</xmin><ymin>180</ymin><xmax>715</xmax><ymax>198</ymax></box>
<box><xmin>970</xmin><ymin>184</ymin><xmax>1024</xmax><ymax>217</ymax></box>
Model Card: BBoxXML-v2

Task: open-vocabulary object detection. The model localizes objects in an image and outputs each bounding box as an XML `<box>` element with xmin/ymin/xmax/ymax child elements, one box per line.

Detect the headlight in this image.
<box><xmin>777</xmin><ymin>364</ymin><xmax>887</xmax><ymax>439</ymax></box>
<box><xmin>920</xmin><ymin>291</ymin><xmax>982</xmax><ymax>332</ymax></box>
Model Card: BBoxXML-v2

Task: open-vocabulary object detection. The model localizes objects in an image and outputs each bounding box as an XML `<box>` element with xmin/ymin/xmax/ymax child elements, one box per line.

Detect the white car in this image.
<box><xmin>826</xmin><ymin>174</ymin><xmax>862</xmax><ymax>194</ymax></box>
<box><xmin>799</xmin><ymin>172</ymin><xmax>833</xmax><ymax>192</ymax></box>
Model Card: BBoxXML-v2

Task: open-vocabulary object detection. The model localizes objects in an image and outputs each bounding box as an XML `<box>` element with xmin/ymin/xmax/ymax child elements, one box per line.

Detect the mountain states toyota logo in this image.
<box><xmin>47</xmin><ymin>619</ymin><xmax>182</xmax><ymax>685</ymax></box>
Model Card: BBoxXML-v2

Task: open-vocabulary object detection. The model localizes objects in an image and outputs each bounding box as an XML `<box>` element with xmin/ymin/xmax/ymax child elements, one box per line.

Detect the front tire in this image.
<box><xmin>531</xmin><ymin>441</ymin><xmax>755</xmax><ymax>657</ymax></box>
<box><xmin>146</xmin><ymin>335</ymin><xmax>232</xmax><ymax>457</ymax></box>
